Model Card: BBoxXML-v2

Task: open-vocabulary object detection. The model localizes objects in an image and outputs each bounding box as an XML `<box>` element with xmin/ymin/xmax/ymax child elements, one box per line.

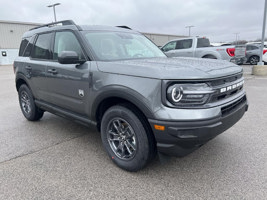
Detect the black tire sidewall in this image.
<box><xmin>101</xmin><ymin>105</ymin><xmax>150</xmax><ymax>172</ymax></box>
<box><xmin>18</xmin><ymin>84</ymin><xmax>42</xmax><ymax>121</ymax></box>
<box><xmin>250</xmin><ymin>56</ymin><xmax>259</xmax><ymax>65</ymax></box>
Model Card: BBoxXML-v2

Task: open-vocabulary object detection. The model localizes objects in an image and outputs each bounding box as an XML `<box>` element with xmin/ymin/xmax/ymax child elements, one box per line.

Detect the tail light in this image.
<box><xmin>226</xmin><ymin>48</ymin><xmax>235</xmax><ymax>57</ymax></box>
<box><xmin>263</xmin><ymin>49</ymin><xmax>267</xmax><ymax>54</ymax></box>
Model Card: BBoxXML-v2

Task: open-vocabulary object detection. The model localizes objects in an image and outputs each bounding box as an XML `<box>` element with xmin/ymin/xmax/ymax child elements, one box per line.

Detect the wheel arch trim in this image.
<box><xmin>91</xmin><ymin>86</ymin><xmax>155</xmax><ymax>122</ymax></box>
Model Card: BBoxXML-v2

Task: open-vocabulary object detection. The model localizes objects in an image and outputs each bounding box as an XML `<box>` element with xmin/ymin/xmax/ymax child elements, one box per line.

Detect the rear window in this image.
<box><xmin>19</xmin><ymin>37</ymin><xmax>30</xmax><ymax>56</ymax></box>
<box><xmin>19</xmin><ymin>36</ymin><xmax>35</xmax><ymax>57</ymax></box>
<box><xmin>197</xmin><ymin>38</ymin><xmax>210</xmax><ymax>48</ymax></box>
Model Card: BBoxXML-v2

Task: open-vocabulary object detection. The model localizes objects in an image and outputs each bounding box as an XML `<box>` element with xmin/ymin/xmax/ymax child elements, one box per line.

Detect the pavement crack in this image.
<box><xmin>0</xmin><ymin>134</ymin><xmax>86</xmax><ymax>165</ymax></box>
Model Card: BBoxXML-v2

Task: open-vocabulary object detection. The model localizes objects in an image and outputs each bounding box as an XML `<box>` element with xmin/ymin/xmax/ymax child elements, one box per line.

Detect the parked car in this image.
<box><xmin>14</xmin><ymin>20</ymin><xmax>248</xmax><ymax>171</ymax></box>
<box><xmin>161</xmin><ymin>37</ymin><xmax>246</xmax><ymax>64</ymax></box>
<box><xmin>245</xmin><ymin>44</ymin><xmax>267</xmax><ymax>65</ymax></box>
<box><xmin>262</xmin><ymin>51</ymin><xmax>267</xmax><ymax>63</ymax></box>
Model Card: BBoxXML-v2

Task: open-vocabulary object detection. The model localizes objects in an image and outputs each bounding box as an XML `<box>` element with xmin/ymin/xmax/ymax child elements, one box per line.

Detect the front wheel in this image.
<box><xmin>101</xmin><ymin>105</ymin><xmax>153</xmax><ymax>171</ymax></box>
<box><xmin>18</xmin><ymin>84</ymin><xmax>44</xmax><ymax>121</ymax></box>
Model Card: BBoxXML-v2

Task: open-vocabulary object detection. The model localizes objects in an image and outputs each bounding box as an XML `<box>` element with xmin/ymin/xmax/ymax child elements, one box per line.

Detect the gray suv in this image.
<box><xmin>14</xmin><ymin>20</ymin><xmax>248</xmax><ymax>171</ymax></box>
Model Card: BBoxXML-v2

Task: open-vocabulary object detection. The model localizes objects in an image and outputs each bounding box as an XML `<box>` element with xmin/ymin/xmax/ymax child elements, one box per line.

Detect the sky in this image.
<box><xmin>0</xmin><ymin>0</ymin><xmax>266</xmax><ymax>42</ymax></box>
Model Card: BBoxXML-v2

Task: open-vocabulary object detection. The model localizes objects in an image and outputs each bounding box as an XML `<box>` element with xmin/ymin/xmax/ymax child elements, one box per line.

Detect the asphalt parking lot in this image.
<box><xmin>0</xmin><ymin>64</ymin><xmax>266</xmax><ymax>199</ymax></box>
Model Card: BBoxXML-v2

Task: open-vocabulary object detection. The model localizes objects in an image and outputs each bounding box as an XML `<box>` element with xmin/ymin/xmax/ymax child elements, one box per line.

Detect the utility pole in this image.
<box><xmin>185</xmin><ymin>25</ymin><xmax>194</xmax><ymax>37</ymax></box>
<box><xmin>47</xmin><ymin>3</ymin><xmax>61</xmax><ymax>22</ymax></box>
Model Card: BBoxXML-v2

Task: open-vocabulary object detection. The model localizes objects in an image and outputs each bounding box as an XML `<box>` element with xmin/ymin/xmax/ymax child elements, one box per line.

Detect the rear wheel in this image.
<box><xmin>101</xmin><ymin>105</ymin><xmax>154</xmax><ymax>171</ymax></box>
<box><xmin>18</xmin><ymin>84</ymin><xmax>44</xmax><ymax>121</ymax></box>
<box><xmin>249</xmin><ymin>55</ymin><xmax>259</xmax><ymax>65</ymax></box>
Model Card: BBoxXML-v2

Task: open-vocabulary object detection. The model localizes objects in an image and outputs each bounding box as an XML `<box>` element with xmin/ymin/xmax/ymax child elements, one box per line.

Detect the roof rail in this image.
<box><xmin>30</xmin><ymin>20</ymin><xmax>78</xmax><ymax>31</ymax></box>
<box><xmin>116</xmin><ymin>25</ymin><xmax>132</xmax><ymax>30</ymax></box>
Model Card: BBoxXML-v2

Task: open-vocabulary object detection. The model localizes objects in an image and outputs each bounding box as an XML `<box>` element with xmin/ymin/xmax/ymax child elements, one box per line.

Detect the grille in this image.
<box><xmin>221</xmin><ymin>96</ymin><xmax>247</xmax><ymax>117</ymax></box>
<box><xmin>209</xmin><ymin>73</ymin><xmax>242</xmax><ymax>87</ymax></box>
<box><xmin>208</xmin><ymin>73</ymin><xmax>244</xmax><ymax>103</ymax></box>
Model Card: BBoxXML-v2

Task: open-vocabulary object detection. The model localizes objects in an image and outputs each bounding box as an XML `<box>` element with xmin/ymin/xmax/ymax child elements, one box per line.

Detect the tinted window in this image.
<box><xmin>53</xmin><ymin>31</ymin><xmax>84</xmax><ymax>60</ymax></box>
<box><xmin>19</xmin><ymin>36</ymin><xmax>35</xmax><ymax>57</ymax></box>
<box><xmin>24</xmin><ymin>36</ymin><xmax>35</xmax><ymax>57</ymax></box>
<box><xmin>162</xmin><ymin>41</ymin><xmax>176</xmax><ymax>52</ymax></box>
<box><xmin>197</xmin><ymin>38</ymin><xmax>210</xmax><ymax>48</ymax></box>
<box><xmin>19</xmin><ymin>38</ymin><xmax>30</xmax><ymax>56</ymax></box>
<box><xmin>176</xmin><ymin>39</ymin><xmax>192</xmax><ymax>49</ymax></box>
<box><xmin>251</xmin><ymin>46</ymin><xmax>259</xmax><ymax>50</ymax></box>
<box><xmin>32</xmin><ymin>33</ymin><xmax>52</xmax><ymax>59</ymax></box>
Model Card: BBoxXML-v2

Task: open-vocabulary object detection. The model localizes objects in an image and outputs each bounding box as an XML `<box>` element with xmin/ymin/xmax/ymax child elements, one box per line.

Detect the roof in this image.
<box><xmin>23</xmin><ymin>20</ymin><xmax>139</xmax><ymax>38</ymax></box>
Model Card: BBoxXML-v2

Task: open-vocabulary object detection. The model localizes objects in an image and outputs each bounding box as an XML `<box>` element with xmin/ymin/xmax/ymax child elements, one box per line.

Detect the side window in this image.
<box><xmin>23</xmin><ymin>36</ymin><xmax>35</xmax><ymax>57</ymax></box>
<box><xmin>197</xmin><ymin>38</ymin><xmax>210</xmax><ymax>48</ymax></box>
<box><xmin>251</xmin><ymin>46</ymin><xmax>259</xmax><ymax>50</ymax></box>
<box><xmin>19</xmin><ymin>37</ymin><xmax>30</xmax><ymax>56</ymax></box>
<box><xmin>53</xmin><ymin>31</ymin><xmax>84</xmax><ymax>60</ymax></box>
<box><xmin>162</xmin><ymin>41</ymin><xmax>176</xmax><ymax>52</ymax></box>
<box><xmin>176</xmin><ymin>39</ymin><xmax>193</xmax><ymax>49</ymax></box>
<box><xmin>32</xmin><ymin>33</ymin><xmax>52</xmax><ymax>60</ymax></box>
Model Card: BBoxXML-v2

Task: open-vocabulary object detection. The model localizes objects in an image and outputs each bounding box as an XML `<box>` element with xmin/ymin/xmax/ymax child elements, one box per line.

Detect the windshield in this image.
<box><xmin>83</xmin><ymin>31</ymin><xmax>166</xmax><ymax>61</ymax></box>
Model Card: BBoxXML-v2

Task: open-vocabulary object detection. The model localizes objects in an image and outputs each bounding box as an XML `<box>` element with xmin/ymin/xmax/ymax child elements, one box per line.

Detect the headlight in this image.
<box><xmin>167</xmin><ymin>83</ymin><xmax>214</xmax><ymax>106</ymax></box>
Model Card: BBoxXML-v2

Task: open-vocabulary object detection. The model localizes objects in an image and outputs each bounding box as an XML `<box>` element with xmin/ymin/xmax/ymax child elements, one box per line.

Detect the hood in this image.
<box><xmin>96</xmin><ymin>57</ymin><xmax>243</xmax><ymax>80</ymax></box>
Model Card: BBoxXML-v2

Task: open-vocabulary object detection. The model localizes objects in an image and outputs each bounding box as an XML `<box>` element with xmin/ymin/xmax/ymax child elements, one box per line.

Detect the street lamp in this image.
<box><xmin>47</xmin><ymin>3</ymin><xmax>60</xmax><ymax>22</ymax></box>
<box><xmin>234</xmin><ymin>33</ymin><xmax>239</xmax><ymax>45</ymax></box>
<box><xmin>258</xmin><ymin>0</ymin><xmax>267</xmax><ymax>65</ymax></box>
<box><xmin>185</xmin><ymin>25</ymin><xmax>194</xmax><ymax>37</ymax></box>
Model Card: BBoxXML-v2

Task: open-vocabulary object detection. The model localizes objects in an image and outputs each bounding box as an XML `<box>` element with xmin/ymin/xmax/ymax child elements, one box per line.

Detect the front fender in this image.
<box><xmin>91</xmin><ymin>85</ymin><xmax>156</xmax><ymax>121</ymax></box>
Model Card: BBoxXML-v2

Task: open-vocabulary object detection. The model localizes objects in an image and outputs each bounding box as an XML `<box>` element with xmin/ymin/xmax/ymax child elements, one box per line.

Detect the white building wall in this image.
<box><xmin>144</xmin><ymin>33</ymin><xmax>186</xmax><ymax>47</ymax></box>
<box><xmin>0</xmin><ymin>21</ymin><xmax>40</xmax><ymax>49</ymax></box>
<box><xmin>0</xmin><ymin>49</ymin><xmax>19</xmax><ymax>65</ymax></box>
<box><xmin>0</xmin><ymin>21</ymin><xmax>40</xmax><ymax>65</ymax></box>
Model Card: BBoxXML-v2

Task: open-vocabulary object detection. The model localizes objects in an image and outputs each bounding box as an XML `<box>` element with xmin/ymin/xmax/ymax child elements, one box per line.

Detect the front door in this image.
<box><xmin>45</xmin><ymin>31</ymin><xmax>90</xmax><ymax>115</ymax></box>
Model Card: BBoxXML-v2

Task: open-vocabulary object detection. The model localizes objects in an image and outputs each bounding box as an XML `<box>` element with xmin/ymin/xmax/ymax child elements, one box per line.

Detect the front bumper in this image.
<box><xmin>149</xmin><ymin>95</ymin><xmax>248</xmax><ymax>157</ymax></box>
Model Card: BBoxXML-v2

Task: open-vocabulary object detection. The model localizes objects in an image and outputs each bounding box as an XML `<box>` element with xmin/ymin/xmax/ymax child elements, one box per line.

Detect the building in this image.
<box><xmin>143</xmin><ymin>32</ymin><xmax>185</xmax><ymax>47</ymax></box>
<box><xmin>0</xmin><ymin>20</ymin><xmax>185</xmax><ymax>65</ymax></box>
<box><xmin>0</xmin><ymin>20</ymin><xmax>41</xmax><ymax>65</ymax></box>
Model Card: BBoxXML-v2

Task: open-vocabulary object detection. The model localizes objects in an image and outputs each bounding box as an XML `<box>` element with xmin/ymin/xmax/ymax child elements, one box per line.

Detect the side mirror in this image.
<box><xmin>58</xmin><ymin>51</ymin><xmax>85</xmax><ymax>64</ymax></box>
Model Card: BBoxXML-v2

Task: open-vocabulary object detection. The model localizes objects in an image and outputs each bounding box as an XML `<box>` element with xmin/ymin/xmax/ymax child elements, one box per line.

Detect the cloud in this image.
<box><xmin>0</xmin><ymin>0</ymin><xmax>265</xmax><ymax>42</ymax></box>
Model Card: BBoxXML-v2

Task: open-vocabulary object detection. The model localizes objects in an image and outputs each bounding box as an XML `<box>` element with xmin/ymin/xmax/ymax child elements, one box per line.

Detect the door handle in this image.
<box><xmin>47</xmin><ymin>69</ymin><xmax>58</xmax><ymax>74</ymax></box>
<box><xmin>25</xmin><ymin>66</ymin><xmax>32</xmax><ymax>70</ymax></box>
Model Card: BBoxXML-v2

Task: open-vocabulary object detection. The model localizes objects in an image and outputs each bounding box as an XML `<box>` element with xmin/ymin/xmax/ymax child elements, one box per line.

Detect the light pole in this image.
<box><xmin>258</xmin><ymin>0</ymin><xmax>267</xmax><ymax>65</ymax></box>
<box><xmin>234</xmin><ymin>32</ymin><xmax>239</xmax><ymax>45</ymax></box>
<box><xmin>185</xmin><ymin>25</ymin><xmax>194</xmax><ymax>37</ymax></box>
<box><xmin>47</xmin><ymin>3</ymin><xmax>60</xmax><ymax>22</ymax></box>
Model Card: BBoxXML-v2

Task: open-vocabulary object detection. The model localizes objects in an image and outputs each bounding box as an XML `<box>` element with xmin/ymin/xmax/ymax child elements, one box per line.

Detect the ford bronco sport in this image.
<box><xmin>14</xmin><ymin>20</ymin><xmax>248</xmax><ymax>171</ymax></box>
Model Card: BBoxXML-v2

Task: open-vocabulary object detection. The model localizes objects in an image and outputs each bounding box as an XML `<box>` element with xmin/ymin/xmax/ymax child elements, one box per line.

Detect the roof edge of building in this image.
<box><xmin>0</xmin><ymin>20</ymin><xmax>42</xmax><ymax>26</ymax></box>
<box><xmin>142</xmin><ymin>32</ymin><xmax>187</xmax><ymax>37</ymax></box>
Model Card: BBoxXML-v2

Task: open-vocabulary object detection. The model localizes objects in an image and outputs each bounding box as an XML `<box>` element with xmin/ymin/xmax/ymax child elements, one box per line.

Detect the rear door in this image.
<box><xmin>162</xmin><ymin>39</ymin><xmax>194</xmax><ymax>57</ymax></box>
<box><xmin>28</xmin><ymin>32</ymin><xmax>53</xmax><ymax>100</ymax></box>
<box><xmin>173</xmin><ymin>39</ymin><xmax>194</xmax><ymax>57</ymax></box>
<box><xmin>45</xmin><ymin>31</ymin><xmax>90</xmax><ymax>115</ymax></box>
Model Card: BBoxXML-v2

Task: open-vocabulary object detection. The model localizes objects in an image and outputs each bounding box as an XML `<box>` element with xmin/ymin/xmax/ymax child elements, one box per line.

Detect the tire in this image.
<box><xmin>18</xmin><ymin>84</ymin><xmax>44</xmax><ymax>121</ymax></box>
<box><xmin>249</xmin><ymin>55</ymin><xmax>259</xmax><ymax>65</ymax></box>
<box><xmin>101</xmin><ymin>105</ymin><xmax>154</xmax><ymax>172</ymax></box>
